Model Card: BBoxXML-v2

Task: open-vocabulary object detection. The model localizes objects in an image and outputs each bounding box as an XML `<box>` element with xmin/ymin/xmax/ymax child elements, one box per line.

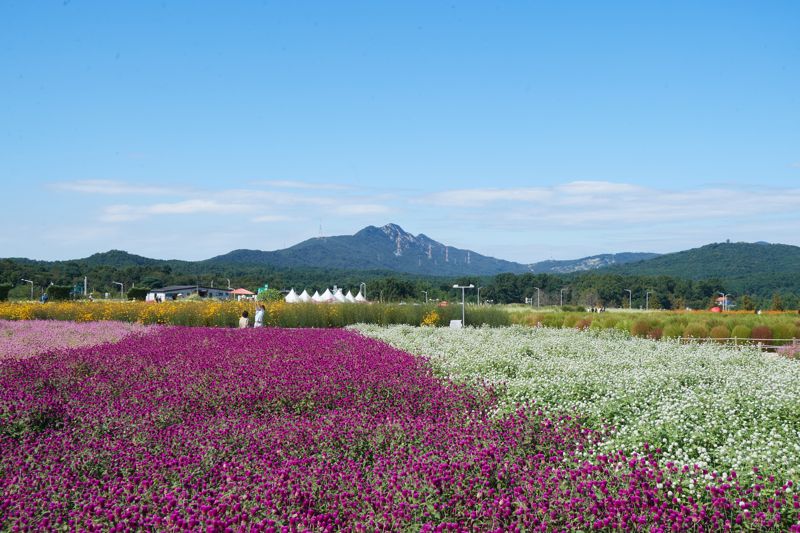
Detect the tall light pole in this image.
<box><xmin>534</xmin><ymin>287</ymin><xmax>540</xmax><ymax>308</ymax></box>
<box><xmin>226</xmin><ymin>278</ymin><xmax>232</xmax><ymax>289</ymax></box>
<box><xmin>453</xmin><ymin>284</ymin><xmax>475</xmax><ymax>326</ymax></box>
<box><xmin>560</xmin><ymin>288</ymin><xmax>568</xmax><ymax>306</ymax></box>
<box><xmin>624</xmin><ymin>289</ymin><xmax>632</xmax><ymax>309</ymax></box>
<box><xmin>646</xmin><ymin>290</ymin><xmax>652</xmax><ymax>310</ymax></box>
<box><xmin>21</xmin><ymin>279</ymin><xmax>34</xmax><ymax>300</ymax></box>
<box><xmin>360</xmin><ymin>282</ymin><xmax>367</xmax><ymax>300</ymax></box>
<box><xmin>421</xmin><ymin>290</ymin><xmax>428</xmax><ymax>304</ymax></box>
<box><xmin>477</xmin><ymin>287</ymin><xmax>483</xmax><ymax>305</ymax></box>
<box><xmin>718</xmin><ymin>292</ymin><xmax>730</xmax><ymax>312</ymax></box>
<box><xmin>112</xmin><ymin>281</ymin><xmax>124</xmax><ymax>300</ymax></box>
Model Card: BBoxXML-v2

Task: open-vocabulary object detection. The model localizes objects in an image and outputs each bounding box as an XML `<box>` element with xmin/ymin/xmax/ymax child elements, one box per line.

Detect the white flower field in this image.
<box><xmin>354</xmin><ymin>324</ymin><xmax>800</xmax><ymax>487</ymax></box>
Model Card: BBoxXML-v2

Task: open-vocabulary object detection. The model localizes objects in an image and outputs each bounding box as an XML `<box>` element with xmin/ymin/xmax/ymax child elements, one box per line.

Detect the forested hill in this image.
<box><xmin>605</xmin><ymin>242</ymin><xmax>800</xmax><ymax>298</ymax></box>
<box><xmin>205</xmin><ymin>223</ymin><xmax>529</xmax><ymax>276</ymax></box>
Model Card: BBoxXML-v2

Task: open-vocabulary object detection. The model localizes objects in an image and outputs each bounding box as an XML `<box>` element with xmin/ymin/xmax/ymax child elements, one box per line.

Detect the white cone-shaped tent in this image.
<box><xmin>354</xmin><ymin>290</ymin><xmax>367</xmax><ymax>303</ymax></box>
<box><xmin>284</xmin><ymin>288</ymin><xmax>300</xmax><ymax>303</ymax></box>
<box><xmin>298</xmin><ymin>289</ymin><xmax>311</xmax><ymax>303</ymax></box>
<box><xmin>334</xmin><ymin>288</ymin><xmax>346</xmax><ymax>303</ymax></box>
<box><xmin>345</xmin><ymin>290</ymin><xmax>356</xmax><ymax>303</ymax></box>
<box><xmin>311</xmin><ymin>290</ymin><xmax>322</xmax><ymax>303</ymax></box>
<box><xmin>320</xmin><ymin>288</ymin><xmax>334</xmax><ymax>303</ymax></box>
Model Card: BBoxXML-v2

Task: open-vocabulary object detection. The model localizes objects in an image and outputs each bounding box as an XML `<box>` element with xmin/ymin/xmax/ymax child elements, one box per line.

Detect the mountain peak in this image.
<box><xmin>380</xmin><ymin>223</ymin><xmax>412</xmax><ymax>239</ymax></box>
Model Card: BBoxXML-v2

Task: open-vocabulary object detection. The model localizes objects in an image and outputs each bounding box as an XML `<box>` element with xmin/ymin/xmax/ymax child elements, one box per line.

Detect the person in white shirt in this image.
<box><xmin>254</xmin><ymin>304</ymin><xmax>266</xmax><ymax>327</ymax></box>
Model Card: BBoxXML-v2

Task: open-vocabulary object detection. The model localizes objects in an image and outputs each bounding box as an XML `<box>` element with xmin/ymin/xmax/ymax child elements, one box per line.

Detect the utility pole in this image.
<box><xmin>21</xmin><ymin>279</ymin><xmax>34</xmax><ymax>300</ymax></box>
<box><xmin>453</xmin><ymin>284</ymin><xmax>475</xmax><ymax>326</ymax></box>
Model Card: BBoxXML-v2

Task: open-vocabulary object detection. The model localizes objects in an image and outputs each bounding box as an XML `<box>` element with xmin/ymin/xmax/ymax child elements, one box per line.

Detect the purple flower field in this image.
<box><xmin>1</xmin><ymin>325</ymin><xmax>797</xmax><ymax>531</ymax></box>
<box><xmin>0</xmin><ymin>319</ymin><xmax>153</xmax><ymax>361</ymax></box>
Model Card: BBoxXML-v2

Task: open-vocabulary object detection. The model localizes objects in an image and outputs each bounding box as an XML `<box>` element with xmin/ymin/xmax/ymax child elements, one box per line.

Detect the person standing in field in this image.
<box><xmin>239</xmin><ymin>310</ymin><xmax>249</xmax><ymax>328</ymax></box>
<box><xmin>254</xmin><ymin>304</ymin><xmax>265</xmax><ymax>327</ymax></box>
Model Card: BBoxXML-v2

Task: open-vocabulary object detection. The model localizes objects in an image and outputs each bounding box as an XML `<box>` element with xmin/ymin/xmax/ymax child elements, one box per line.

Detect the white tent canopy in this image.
<box><xmin>311</xmin><ymin>290</ymin><xmax>322</xmax><ymax>303</ymax></box>
<box><xmin>334</xmin><ymin>288</ymin><xmax>346</xmax><ymax>303</ymax></box>
<box><xmin>284</xmin><ymin>288</ymin><xmax>300</xmax><ymax>303</ymax></box>
<box><xmin>354</xmin><ymin>290</ymin><xmax>367</xmax><ymax>303</ymax></box>
<box><xmin>298</xmin><ymin>289</ymin><xmax>311</xmax><ymax>303</ymax></box>
<box><xmin>320</xmin><ymin>288</ymin><xmax>334</xmax><ymax>303</ymax></box>
<box><xmin>345</xmin><ymin>290</ymin><xmax>356</xmax><ymax>303</ymax></box>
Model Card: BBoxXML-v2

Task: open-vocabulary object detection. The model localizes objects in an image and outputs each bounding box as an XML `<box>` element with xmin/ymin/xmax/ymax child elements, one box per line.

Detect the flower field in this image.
<box><xmin>3</xmin><ymin>324</ymin><xmax>800</xmax><ymax>529</ymax></box>
<box><xmin>355</xmin><ymin>325</ymin><xmax>800</xmax><ymax>489</ymax></box>
<box><xmin>0</xmin><ymin>300</ymin><xmax>509</xmax><ymax>328</ymax></box>
<box><xmin>0</xmin><ymin>319</ymin><xmax>153</xmax><ymax>361</ymax></box>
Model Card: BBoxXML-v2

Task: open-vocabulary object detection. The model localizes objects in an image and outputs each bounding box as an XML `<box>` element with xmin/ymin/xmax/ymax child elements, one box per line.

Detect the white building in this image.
<box><xmin>146</xmin><ymin>285</ymin><xmax>232</xmax><ymax>302</ymax></box>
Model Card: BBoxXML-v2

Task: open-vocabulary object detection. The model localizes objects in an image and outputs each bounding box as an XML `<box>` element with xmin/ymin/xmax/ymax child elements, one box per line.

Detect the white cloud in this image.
<box><xmin>147</xmin><ymin>199</ymin><xmax>254</xmax><ymax>215</ymax></box>
<box><xmin>53</xmin><ymin>179</ymin><xmax>185</xmax><ymax>196</ymax></box>
<box><xmin>256</xmin><ymin>180</ymin><xmax>351</xmax><ymax>190</ymax></box>
<box><xmin>251</xmin><ymin>214</ymin><xmax>299</xmax><ymax>223</ymax></box>
<box><xmin>420</xmin><ymin>181</ymin><xmax>800</xmax><ymax>228</ymax></box>
<box><xmin>332</xmin><ymin>204</ymin><xmax>392</xmax><ymax>216</ymax></box>
<box><xmin>556</xmin><ymin>180</ymin><xmax>643</xmax><ymax>195</ymax></box>
<box><xmin>419</xmin><ymin>187</ymin><xmax>552</xmax><ymax>207</ymax></box>
<box><xmin>101</xmin><ymin>199</ymin><xmax>257</xmax><ymax>222</ymax></box>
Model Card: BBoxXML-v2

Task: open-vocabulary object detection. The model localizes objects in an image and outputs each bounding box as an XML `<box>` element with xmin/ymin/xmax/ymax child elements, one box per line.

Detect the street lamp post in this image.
<box><xmin>624</xmin><ymin>289</ymin><xmax>632</xmax><ymax>309</ymax></box>
<box><xmin>560</xmin><ymin>288</ymin><xmax>568</xmax><ymax>306</ymax></box>
<box><xmin>453</xmin><ymin>284</ymin><xmax>475</xmax><ymax>326</ymax></box>
<box><xmin>421</xmin><ymin>290</ymin><xmax>428</xmax><ymax>304</ymax></box>
<box><xmin>226</xmin><ymin>278</ymin><xmax>232</xmax><ymax>289</ymax></box>
<box><xmin>21</xmin><ymin>279</ymin><xmax>34</xmax><ymax>300</ymax></box>
<box><xmin>360</xmin><ymin>282</ymin><xmax>367</xmax><ymax>300</ymax></box>
<box><xmin>534</xmin><ymin>287</ymin><xmax>540</xmax><ymax>308</ymax></box>
<box><xmin>718</xmin><ymin>292</ymin><xmax>730</xmax><ymax>312</ymax></box>
<box><xmin>477</xmin><ymin>286</ymin><xmax>483</xmax><ymax>305</ymax></box>
<box><xmin>112</xmin><ymin>281</ymin><xmax>124</xmax><ymax>300</ymax></box>
<box><xmin>646</xmin><ymin>290</ymin><xmax>653</xmax><ymax>310</ymax></box>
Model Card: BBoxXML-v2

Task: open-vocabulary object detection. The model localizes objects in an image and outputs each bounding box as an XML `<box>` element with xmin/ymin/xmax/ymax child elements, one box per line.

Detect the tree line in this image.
<box><xmin>0</xmin><ymin>258</ymin><xmax>796</xmax><ymax>310</ymax></box>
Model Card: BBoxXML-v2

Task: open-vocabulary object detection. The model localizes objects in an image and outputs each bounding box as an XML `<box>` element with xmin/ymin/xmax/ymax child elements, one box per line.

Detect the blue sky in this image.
<box><xmin>1</xmin><ymin>1</ymin><xmax>798</xmax><ymax>263</ymax></box>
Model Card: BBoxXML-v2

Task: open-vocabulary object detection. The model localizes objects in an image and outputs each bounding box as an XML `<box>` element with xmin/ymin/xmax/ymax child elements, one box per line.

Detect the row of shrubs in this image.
<box><xmin>514</xmin><ymin>311</ymin><xmax>800</xmax><ymax>345</ymax></box>
<box><xmin>0</xmin><ymin>301</ymin><xmax>512</xmax><ymax>328</ymax></box>
<box><xmin>1</xmin><ymin>301</ymin><xmax>797</xmax><ymax>343</ymax></box>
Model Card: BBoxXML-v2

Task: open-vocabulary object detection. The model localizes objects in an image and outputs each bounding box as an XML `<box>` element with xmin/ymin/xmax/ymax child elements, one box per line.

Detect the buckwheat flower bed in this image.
<box><xmin>2</xmin><ymin>326</ymin><xmax>798</xmax><ymax>530</ymax></box>
<box><xmin>0</xmin><ymin>319</ymin><xmax>154</xmax><ymax>361</ymax></box>
<box><xmin>354</xmin><ymin>325</ymin><xmax>800</xmax><ymax>501</ymax></box>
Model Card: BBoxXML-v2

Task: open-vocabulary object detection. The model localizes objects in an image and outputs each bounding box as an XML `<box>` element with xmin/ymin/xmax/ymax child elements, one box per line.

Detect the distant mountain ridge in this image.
<box><xmin>530</xmin><ymin>252</ymin><xmax>660</xmax><ymax>274</ymax></box>
<box><xmin>206</xmin><ymin>223</ymin><xmax>529</xmax><ymax>276</ymax></box>
<box><xmin>205</xmin><ymin>223</ymin><xmax>658</xmax><ymax>276</ymax></box>
<box><xmin>3</xmin><ymin>228</ymin><xmax>799</xmax><ymax>300</ymax></box>
<box><xmin>607</xmin><ymin>241</ymin><xmax>800</xmax><ymax>279</ymax></box>
<box><xmin>3</xmin><ymin>223</ymin><xmax>659</xmax><ymax>276</ymax></box>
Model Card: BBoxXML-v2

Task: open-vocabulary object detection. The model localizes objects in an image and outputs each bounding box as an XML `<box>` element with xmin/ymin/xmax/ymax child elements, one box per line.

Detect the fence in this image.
<box><xmin>683</xmin><ymin>337</ymin><xmax>798</xmax><ymax>353</ymax></box>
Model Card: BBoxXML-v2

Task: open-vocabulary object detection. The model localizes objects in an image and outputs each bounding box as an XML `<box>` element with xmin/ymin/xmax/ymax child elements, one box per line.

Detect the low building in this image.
<box><xmin>230</xmin><ymin>288</ymin><xmax>255</xmax><ymax>301</ymax></box>
<box><xmin>146</xmin><ymin>285</ymin><xmax>232</xmax><ymax>302</ymax></box>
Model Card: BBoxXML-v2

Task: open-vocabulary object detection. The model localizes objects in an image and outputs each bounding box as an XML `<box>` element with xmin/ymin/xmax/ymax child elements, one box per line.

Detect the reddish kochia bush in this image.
<box><xmin>646</xmin><ymin>327</ymin><xmax>663</xmax><ymax>340</ymax></box>
<box><xmin>1</xmin><ymin>327</ymin><xmax>797</xmax><ymax>531</ymax></box>
<box><xmin>751</xmin><ymin>325</ymin><xmax>773</xmax><ymax>344</ymax></box>
<box><xmin>630</xmin><ymin>320</ymin><xmax>650</xmax><ymax>338</ymax></box>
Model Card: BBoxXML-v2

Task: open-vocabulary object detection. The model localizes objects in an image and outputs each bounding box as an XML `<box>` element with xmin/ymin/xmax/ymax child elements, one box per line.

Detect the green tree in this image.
<box><xmin>256</xmin><ymin>288</ymin><xmax>284</xmax><ymax>302</ymax></box>
<box><xmin>739</xmin><ymin>294</ymin><xmax>756</xmax><ymax>311</ymax></box>
<box><xmin>771</xmin><ymin>293</ymin><xmax>784</xmax><ymax>311</ymax></box>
